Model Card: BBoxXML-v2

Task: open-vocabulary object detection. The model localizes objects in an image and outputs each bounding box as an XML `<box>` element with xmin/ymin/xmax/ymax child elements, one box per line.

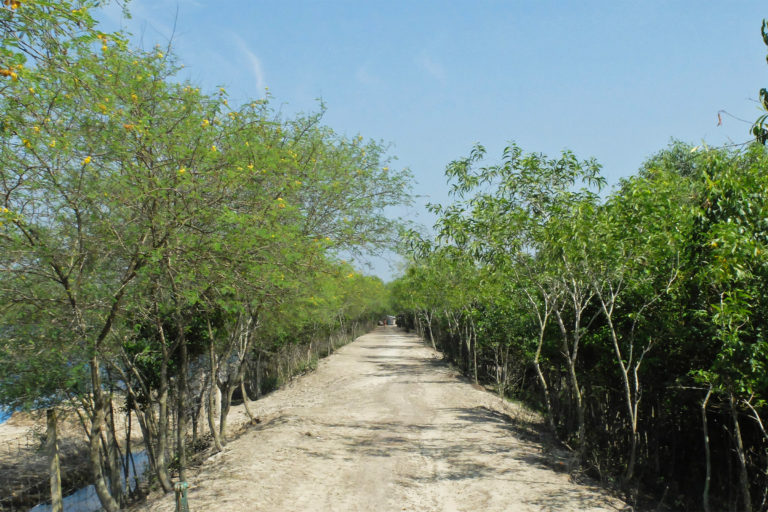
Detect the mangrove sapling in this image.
<box><xmin>591</xmin><ymin>260</ymin><xmax>678</xmax><ymax>484</ymax></box>
<box><xmin>522</xmin><ymin>282</ymin><xmax>559</xmax><ymax>437</ymax></box>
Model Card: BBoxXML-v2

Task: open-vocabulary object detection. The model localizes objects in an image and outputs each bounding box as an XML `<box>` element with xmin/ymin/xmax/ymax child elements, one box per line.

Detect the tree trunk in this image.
<box><xmin>154</xmin><ymin>312</ymin><xmax>174</xmax><ymax>492</ymax></box>
<box><xmin>135</xmin><ymin>407</ymin><xmax>158</xmax><ymax>486</ymax></box>
<box><xmin>555</xmin><ymin>308</ymin><xmax>586</xmax><ymax>458</ymax></box>
<box><xmin>470</xmin><ymin>320</ymin><xmax>478</xmax><ymax>384</ymax></box>
<box><xmin>701</xmin><ymin>386</ymin><xmax>713</xmax><ymax>512</ymax></box>
<box><xmin>206</xmin><ymin>335</ymin><xmax>224</xmax><ymax>452</ymax></box>
<box><xmin>46</xmin><ymin>409</ymin><xmax>63</xmax><ymax>512</ymax></box>
<box><xmin>176</xmin><ymin>317</ymin><xmax>189</xmax><ymax>482</ymax></box>
<box><xmin>729</xmin><ymin>391</ymin><xmax>752</xmax><ymax>512</ymax></box>
<box><xmin>256</xmin><ymin>351</ymin><xmax>263</xmax><ymax>398</ymax></box>
<box><xmin>241</xmin><ymin>379</ymin><xmax>255</xmax><ymax>422</ymax></box>
<box><xmin>104</xmin><ymin>397</ymin><xmax>123</xmax><ymax>505</ymax></box>
<box><xmin>533</xmin><ymin>329</ymin><xmax>557</xmax><ymax>436</ymax></box>
<box><xmin>426</xmin><ymin>311</ymin><xmax>436</xmax><ymax>351</ymax></box>
<box><xmin>89</xmin><ymin>357</ymin><xmax>121</xmax><ymax>512</ymax></box>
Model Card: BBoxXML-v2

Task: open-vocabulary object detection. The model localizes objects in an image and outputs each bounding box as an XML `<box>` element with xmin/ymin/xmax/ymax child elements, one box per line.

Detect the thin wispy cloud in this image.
<box><xmin>355</xmin><ymin>65</ymin><xmax>380</xmax><ymax>86</ymax></box>
<box><xmin>233</xmin><ymin>35</ymin><xmax>267</xmax><ymax>94</ymax></box>
<box><xmin>416</xmin><ymin>52</ymin><xmax>446</xmax><ymax>85</ymax></box>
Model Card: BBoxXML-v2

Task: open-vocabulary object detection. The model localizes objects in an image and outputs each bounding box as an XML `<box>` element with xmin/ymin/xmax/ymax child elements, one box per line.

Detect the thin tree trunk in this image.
<box><xmin>155</xmin><ymin>328</ymin><xmax>173</xmax><ymax>492</ymax></box>
<box><xmin>219</xmin><ymin>380</ymin><xmax>237</xmax><ymax>439</ymax></box>
<box><xmin>701</xmin><ymin>385</ymin><xmax>713</xmax><ymax>512</ymax></box>
<box><xmin>176</xmin><ymin>317</ymin><xmax>189</xmax><ymax>482</ymax></box>
<box><xmin>426</xmin><ymin>311</ymin><xmax>436</xmax><ymax>351</ymax></box>
<box><xmin>729</xmin><ymin>391</ymin><xmax>752</xmax><ymax>512</ymax></box>
<box><xmin>533</xmin><ymin>328</ymin><xmax>557</xmax><ymax>436</ymax></box>
<box><xmin>256</xmin><ymin>351</ymin><xmax>263</xmax><ymax>398</ymax></box>
<box><xmin>471</xmin><ymin>320</ymin><xmax>478</xmax><ymax>385</ymax></box>
<box><xmin>555</xmin><ymin>308</ymin><xmax>586</xmax><ymax>458</ymax></box>
<box><xmin>46</xmin><ymin>409</ymin><xmax>63</xmax><ymax>512</ymax></box>
<box><xmin>206</xmin><ymin>322</ymin><xmax>224</xmax><ymax>452</ymax></box>
<box><xmin>105</xmin><ymin>396</ymin><xmax>123</xmax><ymax>505</ymax></box>
<box><xmin>525</xmin><ymin>288</ymin><xmax>557</xmax><ymax>436</ymax></box>
<box><xmin>241</xmin><ymin>379</ymin><xmax>255</xmax><ymax>422</ymax></box>
<box><xmin>89</xmin><ymin>357</ymin><xmax>121</xmax><ymax>512</ymax></box>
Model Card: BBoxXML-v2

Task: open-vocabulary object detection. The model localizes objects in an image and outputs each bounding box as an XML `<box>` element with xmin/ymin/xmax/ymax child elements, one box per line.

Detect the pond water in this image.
<box><xmin>29</xmin><ymin>451</ymin><xmax>149</xmax><ymax>512</ymax></box>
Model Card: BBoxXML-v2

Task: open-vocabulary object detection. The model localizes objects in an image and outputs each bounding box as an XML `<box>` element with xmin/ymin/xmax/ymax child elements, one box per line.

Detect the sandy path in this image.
<box><xmin>140</xmin><ymin>327</ymin><xmax>625</xmax><ymax>512</ymax></box>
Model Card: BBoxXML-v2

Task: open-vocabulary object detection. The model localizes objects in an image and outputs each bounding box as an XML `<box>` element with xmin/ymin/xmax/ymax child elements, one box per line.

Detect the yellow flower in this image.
<box><xmin>22</xmin><ymin>139</ymin><xmax>31</xmax><ymax>148</ymax></box>
<box><xmin>247</xmin><ymin>164</ymin><xmax>254</xmax><ymax>170</ymax></box>
<box><xmin>178</xmin><ymin>167</ymin><xmax>186</xmax><ymax>174</ymax></box>
<box><xmin>32</xmin><ymin>126</ymin><xmax>39</xmax><ymax>133</ymax></box>
<box><xmin>156</xmin><ymin>52</ymin><xmax>164</xmax><ymax>59</ymax></box>
<box><xmin>201</xmin><ymin>119</ymin><xmax>210</xmax><ymax>127</ymax></box>
<box><xmin>82</xmin><ymin>156</ymin><xmax>92</xmax><ymax>165</ymax></box>
<box><xmin>123</xmin><ymin>123</ymin><xmax>135</xmax><ymax>131</ymax></box>
<box><xmin>210</xmin><ymin>145</ymin><xmax>217</xmax><ymax>152</ymax></box>
<box><xmin>101</xmin><ymin>45</ymin><xmax>108</xmax><ymax>52</ymax></box>
<box><xmin>219</xmin><ymin>87</ymin><xmax>226</xmax><ymax>94</ymax></box>
<box><xmin>28</xmin><ymin>87</ymin><xmax>34</xmax><ymax>94</ymax></box>
<box><xmin>49</xmin><ymin>140</ymin><xmax>56</xmax><ymax>148</ymax></box>
<box><xmin>130</xmin><ymin>93</ymin><xmax>138</xmax><ymax>102</ymax></box>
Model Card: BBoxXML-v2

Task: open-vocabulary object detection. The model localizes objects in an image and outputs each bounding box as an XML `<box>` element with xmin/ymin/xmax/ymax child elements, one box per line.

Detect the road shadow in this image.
<box><xmin>287</xmin><ymin>415</ymin><xmax>622</xmax><ymax>510</ymax></box>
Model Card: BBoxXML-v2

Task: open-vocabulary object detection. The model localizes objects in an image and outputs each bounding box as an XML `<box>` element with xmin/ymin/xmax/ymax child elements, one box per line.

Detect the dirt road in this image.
<box><xmin>140</xmin><ymin>327</ymin><xmax>625</xmax><ymax>512</ymax></box>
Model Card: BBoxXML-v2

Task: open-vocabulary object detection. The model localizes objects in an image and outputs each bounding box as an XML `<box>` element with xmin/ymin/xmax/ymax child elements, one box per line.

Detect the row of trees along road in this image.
<box><xmin>393</xmin><ymin>139</ymin><xmax>768</xmax><ymax>511</ymax></box>
<box><xmin>0</xmin><ymin>2</ymin><xmax>411</xmax><ymax>511</ymax></box>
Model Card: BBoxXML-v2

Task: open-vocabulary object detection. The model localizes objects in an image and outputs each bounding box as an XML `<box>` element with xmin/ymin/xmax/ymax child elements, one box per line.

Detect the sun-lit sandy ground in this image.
<box><xmin>136</xmin><ymin>327</ymin><xmax>625</xmax><ymax>512</ymax></box>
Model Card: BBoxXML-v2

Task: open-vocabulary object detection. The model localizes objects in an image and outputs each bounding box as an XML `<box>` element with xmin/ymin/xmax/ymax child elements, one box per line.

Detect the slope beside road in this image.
<box><xmin>140</xmin><ymin>327</ymin><xmax>625</xmax><ymax>512</ymax></box>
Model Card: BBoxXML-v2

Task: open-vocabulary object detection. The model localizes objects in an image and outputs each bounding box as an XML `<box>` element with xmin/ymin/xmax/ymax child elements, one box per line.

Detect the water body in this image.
<box><xmin>29</xmin><ymin>451</ymin><xmax>149</xmax><ymax>512</ymax></box>
<box><xmin>0</xmin><ymin>408</ymin><xmax>10</xmax><ymax>424</ymax></box>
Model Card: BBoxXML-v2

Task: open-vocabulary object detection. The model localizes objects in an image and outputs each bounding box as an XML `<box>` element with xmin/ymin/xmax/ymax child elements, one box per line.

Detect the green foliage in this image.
<box><xmin>0</xmin><ymin>2</ymin><xmax>410</xmax><ymax>508</ymax></box>
<box><xmin>753</xmin><ymin>19</ymin><xmax>768</xmax><ymax>144</ymax></box>
<box><xmin>394</xmin><ymin>141</ymin><xmax>768</xmax><ymax>510</ymax></box>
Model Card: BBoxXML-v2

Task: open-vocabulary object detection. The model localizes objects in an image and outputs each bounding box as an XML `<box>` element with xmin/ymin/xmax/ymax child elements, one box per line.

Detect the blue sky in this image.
<box><xmin>99</xmin><ymin>1</ymin><xmax>767</xmax><ymax>279</ymax></box>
